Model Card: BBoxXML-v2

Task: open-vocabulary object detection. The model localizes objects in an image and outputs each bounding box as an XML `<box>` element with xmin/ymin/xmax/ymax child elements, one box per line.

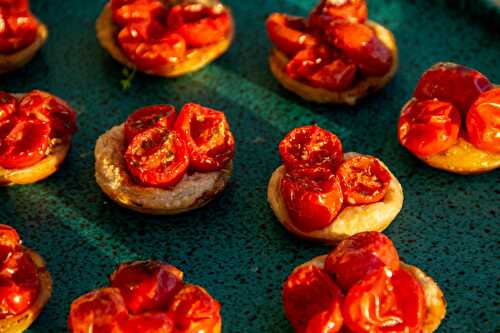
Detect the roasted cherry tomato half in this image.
<box><xmin>325</xmin><ymin>231</ymin><xmax>400</xmax><ymax>291</ymax></box>
<box><xmin>281</xmin><ymin>168</ymin><xmax>344</xmax><ymax>233</ymax></box>
<box><xmin>118</xmin><ymin>21</ymin><xmax>187</xmax><ymax>70</ymax></box>
<box><xmin>69</xmin><ymin>287</ymin><xmax>129</xmax><ymax>333</ymax></box>
<box><xmin>124</xmin><ymin>104</ymin><xmax>177</xmax><ymax>143</ymax></box>
<box><xmin>279</xmin><ymin>125</ymin><xmax>343</xmax><ymax>172</ymax></box>
<box><xmin>111</xmin><ymin>0</ymin><xmax>169</xmax><ymax>27</ymax></box>
<box><xmin>110</xmin><ymin>260</ymin><xmax>184</xmax><ymax>314</ymax></box>
<box><xmin>19</xmin><ymin>90</ymin><xmax>77</xmax><ymax>141</ymax></box>
<box><xmin>466</xmin><ymin>88</ymin><xmax>500</xmax><ymax>153</ymax></box>
<box><xmin>413</xmin><ymin>62</ymin><xmax>493</xmax><ymax>116</ymax></box>
<box><xmin>308</xmin><ymin>58</ymin><xmax>357</xmax><ymax>91</ymax></box>
<box><xmin>167</xmin><ymin>3</ymin><xmax>231</xmax><ymax>48</ymax></box>
<box><xmin>0</xmin><ymin>8</ymin><xmax>38</xmax><ymax>54</ymax></box>
<box><xmin>343</xmin><ymin>267</ymin><xmax>426</xmax><ymax>333</ymax></box>
<box><xmin>398</xmin><ymin>99</ymin><xmax>461</xmax><ymax>157</ymax></box>
<box><xmin>309</xmin><ymin>0</ymin><xmax>368</xmax><ymax>29</ymax></box>
<box><xmin>0</xmin><ymin>119</ymin><xmax>50</xmax><ymax>169</ymax></box>
<box><xmin>0</xmin><ymin>92</ymin><xmax>17</xmax><ymax>122</ymax></box>
<box><xmin>122</xmin><ymin>312</ymin><xmax>175</xmax><ymax>333</ymax></box>
<box><xmin>330</xmin><ymin>22</ymin><xmax>392</xmax><ymax>77</ymax></box>
<box><xmin>283</xmin><ymin>264</ymin><xmax>343</xmax><ymax>333</ymax></box>
<box><xmin>124</xmin><ymin>127</ymin><xmax>190</xmax><ymax>188</ymax></box>
<box><xmin>266</xmin><ymin>13</ymin><xmax>318</xmax><ymax>57</ymax></box>
<box><xmin>0</xmin><ymin>251</ymin><xmax>40</xmax><ymax>319</ymax></box>
<box><xmin>169</xmin><ymin>284</ymin><xmax>221</xmax><ymax>333</ymax></box>
<box><xmin>304</xmin><ymin>303</ymin><xmax>344</xmax><ymax>333</ymax></box>
<box><xmin>336</xmin><ymin>155</ymin><xmax>391</xmax><ymax>205</ymax></box>
<box><xmin>286</xmin><ymin>45</ymin><xmax>334</xmax><ymax>81</ymax></box>
<box><xmin>0</xmin><ymin>224</ymin><xmax>20</xmax><ymax>264</ymax></box>
<box><xmin>174</xmin><ymin>103</ymin><xmax>234</xmax><ymax>172</ymax></box>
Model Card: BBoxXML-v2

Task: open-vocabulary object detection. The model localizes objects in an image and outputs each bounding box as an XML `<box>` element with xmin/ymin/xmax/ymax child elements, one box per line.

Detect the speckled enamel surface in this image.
<box><xmin>0</xmin><ymin>0</ymin><xmax>498</xmax><ymax>332</ymax></box>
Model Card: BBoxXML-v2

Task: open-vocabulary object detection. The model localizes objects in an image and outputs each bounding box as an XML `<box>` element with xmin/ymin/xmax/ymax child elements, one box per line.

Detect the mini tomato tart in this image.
<box><xmin>398</xmin><ymin>62</ymin><xmax>500</xmax><ymax>174</ymax></box>
<box><xmin>0</xmin><ymin>224</ymin><xmax>53</xmax><ymax>333</ymax></box>
<box><xmin>0</xmin><ymin>0</ymin><xmax>48</xmax><ymax>74</ymax></box>
<box><xmin>266</xmin><ymin>0</ymin><xmax>398</xmax><ymax>105</ymax></box>
<box><xmin>0</xmin><ymin>90</ymin><xmax>78</xmax><ymax>186</ymax></box>
<box><xmin>96</xmin><ymin>0</ymin><xmax>234</xmax><ymax>77</ymax></box>
<box><xmin>267</xmin><ymin>125</ymin><xmax>403</xmax><ymax>243</ymax></box>
<box><xmin>95</xmin><ymin>103</ymin><xmax>234</xmax><ymax>215</ymax></box>
<box><xmin>68</xmin><ymin>260</ymin><xmax>222</xmax><ymax>333</ymax></box>
<box><xmin>283</xmin><ymin>232</ymin><xmax>446</xmax><ymax>333</ymax></box>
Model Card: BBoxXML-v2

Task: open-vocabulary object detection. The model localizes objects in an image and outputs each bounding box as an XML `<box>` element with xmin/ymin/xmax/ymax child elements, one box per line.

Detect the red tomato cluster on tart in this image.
<box><xmin>123</xmin><ymin>103</ymin><xmax>234</xmax><ymax>188</ymax></box>
<box><xmin>0</xmin><ymin>90</ymin><xmax>77</xmax><ymax>170</ymax></box>
<box><xmin>266</xmin><ymin>0</ymin><xmax>392</xmax><ymax>91</ymax></box>
<box><xmin>0</xmin><ymin>224</ymin><xmax>40</xmax><ymax>319</ymax></box>
<box><xmin>279</xmin><ymin>125</ymin><xmax>391</xmax><ymax>232</ymax></box>
<box><xmin>0</xmin><ymin>0</ymin><xmax>38</xmax><ymax>54</ymax></box>
<box><xmin>283</xmin><ymin>232</ymin><xmax>427</xmax><ymax>333</ymax></box>
<box><xmin>398</xmin><ymin>63</ymin><xmax>499</xmax><ymax>156</ymax></box>
<box><xmin>68</xmin><ymin>260</ymin><xmax>221</xmax><ymax>333</ymax></box>
<box><xmin>110</xmin><ymin>0</ymin><xmax>231</xmax><ymax>71</ymax></box>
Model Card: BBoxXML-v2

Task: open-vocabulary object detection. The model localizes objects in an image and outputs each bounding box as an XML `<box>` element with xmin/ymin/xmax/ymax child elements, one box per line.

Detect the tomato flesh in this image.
<box><xmin>398</xmin><ymin>99</ymin><xmax>461</xmax><ymax>157</ymax></box>
<box><xmin>0</xmin><ymin>92</ymin><xmax>17</xmax><ymax>122</ymax></box>
<box><xmin>281</xmin><ymin>167</ymin><xmax>344</xmax><ymax>233</ymax></box>
<box><xmin>112</xmin><ymin>0</ymin><xmax>168</xmax><ymax>27</ymax></box>
<box><xmin>309</xmin><ymin>0</ymin><xmax>368</xmax><ymax>29</ymax></box>
<box><xmin>266</xmin><ymin>13</ymin><xmax>318</xmax><ymax>57</ymax></box>
<box><xmin>466</xmin><ymin>88</ymin><xmax>500</xmax><ymax>153</ymax></box>
<box><xmin>308</xmin><ymin>58</ymin><xmax>357</xmax><ymax>91</ymax></box>
<box><xmin>0</xmin><ymin>5</ymin><xmax>38</xmax><ymax>54</ymax></box>
<box><xmin>0</xmin><ymin>224</ymin><xmax>20</xmax><ymax>264</ymax></box>
<box><xmin>325</xmin><ymin>231</ymin><xmax>399</xmax><ymax>291</ymax></box>
<box><xmin>343</xmin><ymin>267</ymin><xmax>426</xmax><ymax>333</ymax></box>
<box><xmin>279</xmin><ymin>125</ymin><xmax>343</xmax><ymax>172</ymax></box>
<box><xmin>174</xmin><ymin>103</ymin><xmax>234</xmax><ymax>172</ymax></box>
<box><xmin>124</xmin><ymin>104</ymin><xmax>177</xmax><ymax>143</ymax></box>
<box><xmin>413</xmin><ymin>62</ymin><xmax>493</xmax><ymax>116</ymax></box>
<box><xmin>125</xmin><ymin>127</ymin><xmax>189</xmax><ymax>188</ymax></box>
<box><xmin>283</xmin><ymin>264</ymin><xmax>343</xmax><ymax>333</ymax></box>
<box><xmin>169</xmin><ymin>284</ymin><xmax>221</xmax><ymax>333</ymax></box>
<box><xmin>336</xmin><ymin>155</ymin><xmax>391</xmax><ymax>205</ymax></box>
<box><xmin>122</xmin><ymin>312</ymin><xmax>174</xmax><ymax>333</ymax></box>
<box><xmin>110</xmin><ymin>260</ymin><xmax>184</xmax><ymax>314</ymax></box>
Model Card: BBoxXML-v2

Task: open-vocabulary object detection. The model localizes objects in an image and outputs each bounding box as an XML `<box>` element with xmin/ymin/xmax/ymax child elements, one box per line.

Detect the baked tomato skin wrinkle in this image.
<box><xmin>266</xmin><ymin>13</ymin><xmax>318</xmax><ymax>58</ymax></box>
<box><xmin>0</xmin><ymin>251</ymin><xmax>40</xmax><ymax>318</ymax></box>
<box><xmin>336</xmin><ymin>156</ymin><xmax>391</xmax><ymax>205</ymax></box>
<box><xmin>121</xmin><ymin>312</ymin><xmax>175</xmax><ymax>333</ymax></box>
<box><xmin>124</xmin><ymin>127</ymin><xmax>190</xmax><ymax>188</ymax></box>
<box><xmin>118</xmin><ymin>21</ymin><xmax>187</xmax><ymax>71</ymax></box>
<box><xmin>279</xmin><ymin>125</ymin><xmax>343</xmax><ymax>172</ymax></box>
<box><xmin>309</xmin><ymin>0</ymin><xmax>368</xmax><ymax>29</ymax></box>
<box><xmin>466</xmin><ymin>88</ymin><xmax>500</xmax><ymax>153</ymax></box>
<box><xmin>69</xmin><ymin>287</ymin><xmax>129</xmax><ymax>333</ymax></box>
<box><xmin>343</xmin><ymin>267</ymin><xmax>426</xmax><ymax>333</ymax></box>
<box><xmin>414</xmin><ymin>63</ymin><xmax>493</xmax><ymax>116</ymax></box>
<box><xmin>0</xmin><ymin>119</ymin><xmax>50</xmax><ymax>169</ymax></box>
<box><xmin>169</xmin><ymin>284</ymin><xmax>221</xmax><ymax>333</ymax></box>
<box><xmin>124</xmin><ymin>105</ymin><xmax>177</xmax><ymax>143</ymax></box>
<box><xmin>283</xmin><ymin>265</ymin><xmax>343</xmax><ymax>333</ymax></box>
<box><xmin>0</xmin><ymin>92</ymin><xmax>17</xmax><ymax>122</ymax></box>
<box><xmin>0</xmin><ymin>224</ymin><xmax>20</xmax><ymax>264</ymax></box>
<box><xmin>308</xmin><ymin>58</ymin><xmax>357</xmax><ymax>91</ymax></box>
<box><xmin>110</xmin><ymin>260</ymin><xmax>184</xmax><ymax>314</ymax></box>
<box><xmin>174</xmin><ymin>103</ymin><xmax>234</xmax><ymax>172</ymax></box>
<box><xmin>398</xmin><ymin>99</ymin><xmax>461</xmax><ymax>157</ymax></box>
<box><xmin>330</xmin><ymin>22</ymin><xmax>392</xmax><ymax>77</ymax></box>
<box><xmin>324</xmin><ymin>232</ymin><xmax>399</xmax><ymax>291</ymax></box>
<box><xmin>167</xmin><ymin>3</ymin><xmax>231</xmax><ymax>48</ymax></box>
<box><xmin>111</xmin><ymin>0</ymin><xmax>169</xmax><ymax>27</ymax></box>
<box><xmin>0</xmin><ymin>6</ymin><xmax>38</xmax><ymax>54</ymax></box>
<box><xmin>281</xmin><ymin>168</ymin><xmax>344</xmax><ymax>232</ymax></box>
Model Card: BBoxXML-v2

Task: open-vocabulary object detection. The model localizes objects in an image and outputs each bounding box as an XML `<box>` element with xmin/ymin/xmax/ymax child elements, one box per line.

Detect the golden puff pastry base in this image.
<box><xmin>0</xmin><ymin>22</ymin><xmax>48</xmax><ymax>75</ymax></box>
<box><xmin>267</xmin><ymin>153</ymin><xmax>403</xmax><ymax>244</ymax></box>
<box><xmin>299</xmin><ymin>255</ymin><xmax>446</xmax><ymax>333</ymax></box>
<box><xmin>96</xmin><ymin>4</ymin><xmax>234</xmax><ymax>77</ymax></box>
<box><xmin>0</xmin><ymin>249</ymin><xmax>53</xmax><ymax>333</ymax></box>
<box><xmin>269</xmin><ymin>20</ymin><xmax>399</xmax><ymax>105</ymax></box>
<box><xmin>94</xmin><ymin>124</ymin><xmax>232</xmax><ymax>215</ymax></box>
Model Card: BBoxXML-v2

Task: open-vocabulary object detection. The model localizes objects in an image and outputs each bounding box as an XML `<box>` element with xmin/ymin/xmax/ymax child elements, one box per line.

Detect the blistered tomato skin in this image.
<box><xmin>281</xmin><ymin>168</ymin><xmax>344</xmax><ymax>232</ymax></box>
<box><xmin>325</xmin><ymin>232</ymin><xmax>399</xmax><ymax>291</ymax></box>
<box><xmin>267</xmin><ymin>13</ymin><xmax>318</xmax><ymax>57</ymax></box>
<box><xmin>466</xmin><ymin>88</ymin><xmax>500</xmax><ymax>153</ymax></box>
<box><xmin>413</xmin><ymin>63</ymin><xmax>493</xmax><ymax>116</ymax></box>
<box><xmin>0</xmin><ymin>5</ymin><xmax>38</xmax><ymax>54</ymax></box>
<box><xmin>121</xmin><ymin>312</ymin><xmax>174</xmax><ymax>333</ymax></box>
<box><xmin>398</xmin><ymin>99</ymin><xmax>462</xmax><ymax>157</ymax></box>
<box><xmin>283</xmin><ymin>265</ymin><xmax>343</xmax><ymax>333</ymax></box>
<box><xmin>343</xmin><ymin>267</ymin><xmax>426</xmax><ymax>333</ymax></box>
<box><xmin>124</xmin><ymin>105</ymin><xmax>177</xmax><ymax>143</ymax></box>
<box><xmin>0</xmin><ymin>92</ymin><xmax>17</xmax><ymax>122</ymax></box>
<box><xmin>0</xmin><ymin>224</ymin><xmax>20</xmax><ymax>263</ymax></box>
<box><xmin>110</xmin><ymin>260</ymin><xmax>184</xmax><ymax>314</ymax></box>
<box><xmin>279</xmin><ymin>125</ymin><xmax>343</xmax><ymax>172</ymax></box>
<box><xmin>69</xmin><ymin>287</ymin><xmax>129</xmax><ymax>333</ymax></box>
<box><xmin>336</xmin><ymin>156</ymin><xmax>391</xmax><ymax>205</ymax></box>
<box><xmin>308</xmin><ymin>0</ymin><xmax>368</xmax><ymax>29</ymax></box>
<box><xmin>174</xmin><ymin>103</ymin><xmax>234</xmax><ymax>172</ymax></box>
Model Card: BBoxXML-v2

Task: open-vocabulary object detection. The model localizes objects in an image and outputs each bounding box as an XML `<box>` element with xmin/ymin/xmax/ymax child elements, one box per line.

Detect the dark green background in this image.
<box><xmin>1</xmin><ymin>0</ymin><xmax>499</xmax><ymax>332</ymax></box>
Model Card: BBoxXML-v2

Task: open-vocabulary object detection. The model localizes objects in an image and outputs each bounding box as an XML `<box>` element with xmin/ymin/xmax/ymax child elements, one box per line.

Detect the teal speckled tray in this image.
<box><xmin>1</xmin><ymin>0</ymin><xmax>499</xmax><ymax>332</ymax></box>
